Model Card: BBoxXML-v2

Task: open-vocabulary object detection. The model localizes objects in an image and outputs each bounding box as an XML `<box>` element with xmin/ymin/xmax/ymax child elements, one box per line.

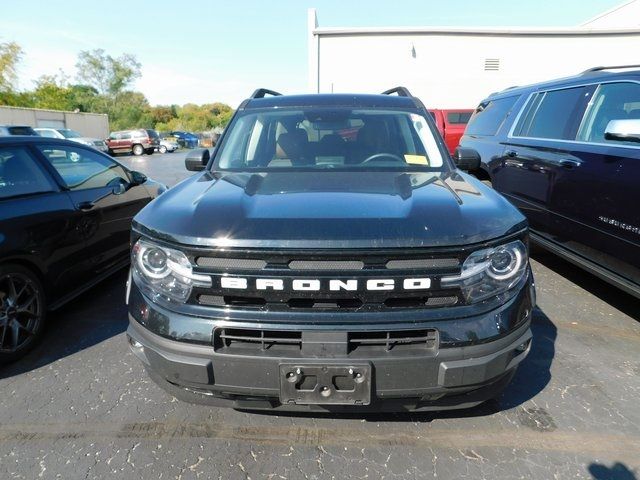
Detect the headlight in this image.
<box><xmin>132</xmin><ymin>239</ymin><xmax>211</xmax><ymax>303</ymax></box>
<box><xmin>441</xmin><ymin>240</ymin><xmax>528</xmax><ymax>303</ymax></box>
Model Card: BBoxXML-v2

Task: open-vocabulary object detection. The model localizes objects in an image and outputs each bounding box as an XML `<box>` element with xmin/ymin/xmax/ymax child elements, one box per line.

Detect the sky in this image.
<box><xmin>0</xmin><ymin>0</ymin><xmax>623</xmax><ymax>107</ymax></box>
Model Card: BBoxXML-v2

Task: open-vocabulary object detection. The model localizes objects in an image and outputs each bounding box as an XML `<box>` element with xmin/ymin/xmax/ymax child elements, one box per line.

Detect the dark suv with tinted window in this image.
<box><xmin>459</xmin><ymin>65</ymin><xmax>640</xmax><ymax>298</ymax></box>
<box><xmin>126</xmin><ymin>87</ymin><xmax>535</xmax><ymax>412</ymax></box>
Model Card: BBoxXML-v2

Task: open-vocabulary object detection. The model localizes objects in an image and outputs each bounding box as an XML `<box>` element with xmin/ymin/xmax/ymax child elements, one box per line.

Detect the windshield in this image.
<box><xmin>215</xmin><ymin>108</ymin><xmax>448</xmax><ymax>171</ymax></box>
<box><xmin>58</xmin><ymin>129</ymin><xmax>82</xmax><ymax>138</ymax></box>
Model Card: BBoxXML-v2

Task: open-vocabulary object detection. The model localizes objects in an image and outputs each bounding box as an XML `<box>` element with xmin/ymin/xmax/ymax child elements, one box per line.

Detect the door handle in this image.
<box><xmin>560</xmin><ymin>159</ymin><xmax>580</xmax><ymax>169</ymax></box>
<box><xmin>78</xmin><ymin>201</ymin><xmax>95</xmax><ymax>211</ymax></box>
<box><xmin>505</xmin><ymin>150</ymin><xmax>518</xmax><ymax>158</ymax></box>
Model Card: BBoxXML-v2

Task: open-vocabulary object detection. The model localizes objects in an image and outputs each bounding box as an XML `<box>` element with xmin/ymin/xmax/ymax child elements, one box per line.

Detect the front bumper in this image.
<box><xmin>126</xmin><ymin>272</ymin><xmax>534</xmax><ymax>411</ymax></box>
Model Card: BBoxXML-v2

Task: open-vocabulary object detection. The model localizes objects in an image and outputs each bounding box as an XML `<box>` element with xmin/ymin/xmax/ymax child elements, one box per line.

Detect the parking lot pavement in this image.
<box><xmin>117</xmin><ymin>149</ymin><xmax>198</xmax><ymax>188</ymax></box>
<box><xmin>1</xmin><ymin>155</ymin><xmax>639</xmax><ymax>479</ymax></box>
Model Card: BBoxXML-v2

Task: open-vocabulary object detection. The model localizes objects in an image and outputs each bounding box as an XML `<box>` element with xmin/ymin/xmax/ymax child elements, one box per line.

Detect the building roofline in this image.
<box><xmin>0</xmin><ymin>105</ymin><xmax>108</xmax><ymax>117</ymax></box>
<box><xmin>312</xmin><ymin>25</ymin><xmax>640</xmax><ymax>37</ymax></box>
<box><xmin>581</xmin><ymin>0</ymin><xmax>637</xmax><ymax>26</ymax></box>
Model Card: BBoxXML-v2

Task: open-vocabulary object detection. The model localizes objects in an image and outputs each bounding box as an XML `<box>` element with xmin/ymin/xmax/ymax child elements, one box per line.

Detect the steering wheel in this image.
<box><xmin>362</xmin><ymin>153</ymin><xmax>405</xmax><ymax>164</ymax></box>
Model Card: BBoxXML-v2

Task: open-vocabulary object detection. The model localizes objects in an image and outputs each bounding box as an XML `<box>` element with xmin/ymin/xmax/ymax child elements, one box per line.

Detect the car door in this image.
<box><xmin>34</xmin><ymin>143</ymin><xmax>152</xmax><ymax>278</ymax></box>
<box><xmin>0</xmin><ymin>144</ymin><xmax>89</xmax><ymax>300</ymax></box>
<box><xmin>493</xmin><ymin>85</ymin><xmax>594</xmax><ymax>235</ymax></box>
<box><xmin>547</xmin><ymin>80</ymin><xmax>640</xmax><ymax>286</ymax></box>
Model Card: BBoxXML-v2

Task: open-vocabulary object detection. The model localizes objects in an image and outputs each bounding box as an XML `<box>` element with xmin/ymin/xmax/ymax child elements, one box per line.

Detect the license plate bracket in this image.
<box><xmin>279</xmin><ymin>363</ymin><xmax>372</xmax><ymax>406</ymax></box>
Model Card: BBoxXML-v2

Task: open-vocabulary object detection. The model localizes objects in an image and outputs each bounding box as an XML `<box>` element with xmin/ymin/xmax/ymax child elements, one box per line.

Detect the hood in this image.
<box><xmin>133</xmin><ymin>170</ymin><xmax>526</xmax><ymax>249</ymax></box>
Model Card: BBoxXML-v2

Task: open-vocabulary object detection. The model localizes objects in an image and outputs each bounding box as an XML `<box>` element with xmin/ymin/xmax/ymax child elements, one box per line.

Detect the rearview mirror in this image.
<box><xmin>605</xmin><ymin>119</ymin><xmax>640</xmax><ymax>143</ymax></box>
<box><xmin>185</xmin><ymin>148</ymin><xmax>210</xmax><ymax>171</ymax></box>
<box><xmin>452</xmin><ymin>147</ymin><xmax>481</xmax><ymax>171</ymax></box>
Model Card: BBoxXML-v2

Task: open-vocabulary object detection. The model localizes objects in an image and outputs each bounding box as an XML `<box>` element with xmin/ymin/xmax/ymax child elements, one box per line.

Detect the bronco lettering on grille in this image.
<box><xmin>219</xmin><ymin>277</ymin><xmax>431</xmax><ymax>291</ymax></box>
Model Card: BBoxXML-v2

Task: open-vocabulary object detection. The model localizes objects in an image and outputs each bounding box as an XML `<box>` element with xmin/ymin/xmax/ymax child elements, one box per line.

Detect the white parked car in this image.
<box><xmin>34</xmin><ymin>128</ymin><xmax>108</xmax><ymax>153</ymax></box>
<box><xmin>157</xmin><ymin>139</ymin><xmax>179</xmax><ymax>153</ymax></box>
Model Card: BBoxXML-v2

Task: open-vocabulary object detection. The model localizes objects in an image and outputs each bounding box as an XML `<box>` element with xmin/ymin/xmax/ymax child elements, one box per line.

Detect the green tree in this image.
<box><xmin>67</xmin><ymin>84</ymin><xmax>100</xmax><ymax>112</ymax></box>
<box><xmin>0</xmin><ymin>90</ymin><xmax>34</xmax><ymax>107</ymax></box>
<box><xmin>32</xmin><ymin>74</ymin><xmax>72</xmax><ymax>110</ymax></box>
<box><xmin>0</xmin><ymin>41</ymin><xmax>23</xmax><ymax>93</ymax></box>
<box><xmin>155</xmin><ymin>103</ymin><xmax>234</xmax><ymax>132</ymax></box>
<box><xmin>76</xmin><ymin>49</ymin><xmax>141</xmax><ymax>97</ymax></box>
<box><xmin>109</xmin><ymin>91</ymin><xmax>151</xmax><ymax>130</ymax></box>
<box><xmin>148</xmin><ymin>105</ymin><xmax>176</xmax><ymax>125</ymax></box>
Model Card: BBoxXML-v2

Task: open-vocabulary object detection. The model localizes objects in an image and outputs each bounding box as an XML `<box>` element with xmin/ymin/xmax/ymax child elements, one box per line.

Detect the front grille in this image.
<box><xmin>196</xmin><ymin>257</ymin><xmax>267</xmax><ymax>269</ymax></box>
<box><xmin>191</xmin><ymin>248</ymin><xmax>463</xmax><ymax>311</ymax></box>
<box><xmin>288</xmin><ymin>260</ymin><xmax>364</xmax><ymax>270</ymax></box>
<box><xmin>385</xmin><ymin>258</ymin><xmax>459</xmax><ymax>269</ymax></box>
<box><xmin>348</xmin><ymin>329</ymin><xmax>437</xmax><ymax>352</ymax></box>
<box><xmin>213</xmin><ymin>327</ymin><xmax>438</xmax><ymax>356</ymax></box>
<box><xmin>215</xmin><ymin>328</ymin><xmax>302</xmax><ymax>352</ymax></box>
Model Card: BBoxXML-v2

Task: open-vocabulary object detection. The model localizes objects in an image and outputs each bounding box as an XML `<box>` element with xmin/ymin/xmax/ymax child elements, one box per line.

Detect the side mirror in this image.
<box><xmin>185</xmin><ymin>148</ymin><xmax>210</xmax><ymax>171</ymax></box>
<box><xmin>605</xmin><ymin>119</ymin><xmax>640</xmax><ymax>143</ymax></box>
<box><xmin>453</xmin><ymin>147</ymin><xmax>481</xmax><ymax>171</ymax></box>
<box><xmin>129</xmin><ymin>170</ymin><xmax>147</xmax><ymax>186</ymax></box>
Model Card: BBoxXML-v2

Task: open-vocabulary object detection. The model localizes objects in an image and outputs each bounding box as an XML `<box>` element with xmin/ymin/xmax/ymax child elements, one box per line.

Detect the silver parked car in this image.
<box><xmin>157</xmin><ymin>138</ymin><xmax>179</xmax><ymax>153</ymax></box>
<box><xmin>34</xmin><ymin>128</ymin><xmax>108</xmax><ymax>153</ymax></box>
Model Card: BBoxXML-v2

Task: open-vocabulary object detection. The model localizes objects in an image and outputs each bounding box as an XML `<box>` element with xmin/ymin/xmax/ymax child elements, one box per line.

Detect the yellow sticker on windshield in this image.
<box><xmin>404</xmin><ymin>154</ymin><xmax>429</xmax><ymax>165</ymax></box>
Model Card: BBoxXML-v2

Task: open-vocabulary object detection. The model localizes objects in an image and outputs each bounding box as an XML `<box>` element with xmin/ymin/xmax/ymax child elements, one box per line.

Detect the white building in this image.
<box><xmin>307</xmin><ymin>1</ymin><xmax>640</xmax><ymax>108</ymax></box>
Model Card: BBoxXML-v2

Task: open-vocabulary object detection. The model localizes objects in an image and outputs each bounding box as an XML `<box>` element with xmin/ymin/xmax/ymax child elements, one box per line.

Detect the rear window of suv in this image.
<box><xmin>7</xmin><ymin>126</ymin><xmax>37</xmax><ymax>136</ymax></box>
<box><xmin>465</xmin><ymin>96</ymin><xmax>518</xmax><ymax>136</ymax></box>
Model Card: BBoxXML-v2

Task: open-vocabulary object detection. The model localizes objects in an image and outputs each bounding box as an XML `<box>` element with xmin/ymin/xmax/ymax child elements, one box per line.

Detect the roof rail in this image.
<box><xmin>581</xmin><ymin>64</ymin><xmax>640</xmax><ymax>74</ymax></box>
<box><xmin>381</xmin><ymin>86</ymin><xmax>413</xmax><ymax>97</ymax></box>
<box><xmin>250</xmin><ymin>88</ymin><xmax>282</xmax><ymax>99</ymax></box>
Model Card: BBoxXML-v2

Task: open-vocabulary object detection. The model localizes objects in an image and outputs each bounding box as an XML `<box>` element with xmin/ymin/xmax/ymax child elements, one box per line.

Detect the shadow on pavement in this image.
<box><xmin>0</xmin><ymin>270</ymin><xmax>129</xmax><ymax>380</ymax></box>
<box><xmin>531</xmin><ymin>247</ymin><xmax>640</xmax><ymax>322</ymax></box>
<box><xmin>589</xmin><ymin>462</ymin><xmax>638</xmax><ymax>480</ymax></box>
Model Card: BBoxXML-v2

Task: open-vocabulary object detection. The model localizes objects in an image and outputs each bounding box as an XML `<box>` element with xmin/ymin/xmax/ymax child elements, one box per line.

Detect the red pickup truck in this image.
<box><xmin>429</xmin><ymin>109</ymin><xmax>474</xmax><ymax>155</ymax></box>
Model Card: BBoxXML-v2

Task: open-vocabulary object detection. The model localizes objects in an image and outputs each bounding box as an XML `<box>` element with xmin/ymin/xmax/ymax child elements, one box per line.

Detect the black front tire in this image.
<box><xmin>0</xmin><ymin>264</ymin><xmax>46</xmax><ymax>364</ymax></box>
<box><xmin>159</xmin><ymin>146</ymin><xmax>167</xmax><ymax>154</ymax></box>
<box><xmin>132</xmin><ymin>144</ymin><xmax>144</xmax><ymax>156</ymax></box>
<box><xmin>145</xmin><ymin>148</ymin><xmax>154</xmax><ymax>155</ymax></box>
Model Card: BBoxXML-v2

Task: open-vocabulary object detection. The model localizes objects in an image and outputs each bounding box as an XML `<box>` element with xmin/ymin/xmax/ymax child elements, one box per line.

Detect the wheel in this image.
<box><xmin>159</xmin><ymin>145</ymin><xmax>167</xmax><ymax>154</ymax></box>
<box><xmin>132</xmin><ymin>144</ymin><xmax>144</xmax><ymax>156</ymax></box>
<box><xmin>145</xmin><ymin>148</ymin><xmax>154</xmax><ymax>155</ymax></box>
<box><xmin>0</xmin><ymin>264</ymin><xmax>46</xmax><ymax>363</ymax></box>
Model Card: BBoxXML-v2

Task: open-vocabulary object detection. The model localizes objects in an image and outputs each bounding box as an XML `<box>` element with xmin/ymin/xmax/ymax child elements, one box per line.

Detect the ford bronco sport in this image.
<box><xmin>126</xmin><ymin>87</ymin><xmax>535</xmax><ymax>411</ymax></box>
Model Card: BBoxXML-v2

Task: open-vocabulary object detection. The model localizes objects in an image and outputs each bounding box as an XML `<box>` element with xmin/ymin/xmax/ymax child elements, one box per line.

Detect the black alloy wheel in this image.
<box><xmin>0</xmin><ymin>265</ymin><xmax>46</xmax><ymax>363</ymax></box>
